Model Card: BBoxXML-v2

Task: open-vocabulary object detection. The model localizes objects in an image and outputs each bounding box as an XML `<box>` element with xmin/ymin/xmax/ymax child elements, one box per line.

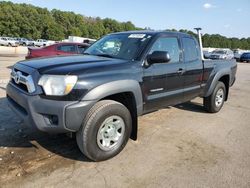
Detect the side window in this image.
<box><xmin>78</xmin><ymin>45</ymin><xmax>88</xmax><ymax>54</ymax></box>
<box><xmin>183</xmin><ymin>37</ymin><xmax>198</xmax><ymax>62</ymax></box>
<box><xmin>57</xmin><ymin>45</ymin><xmax>76</xmax><ymax>53</ymax></box>
<box><xmin>149</xmin><ymin>37</ymin><xmax>180</xmax><ymax>63</ymax></box>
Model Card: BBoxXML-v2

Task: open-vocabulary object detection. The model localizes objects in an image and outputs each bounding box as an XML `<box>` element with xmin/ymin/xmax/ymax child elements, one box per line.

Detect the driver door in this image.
<box><xmin>142</xmin><ymin>36</ymin><xmax>185</xmax><ymax>113</ymax></box>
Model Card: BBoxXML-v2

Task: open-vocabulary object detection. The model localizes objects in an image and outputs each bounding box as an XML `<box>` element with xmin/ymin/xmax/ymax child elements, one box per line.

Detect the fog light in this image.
<box><xmin>50</xmin><ymin>115</ymin><xmax>58</xmax><ymax>125</ymax></box>
<box><xmin>43</xmin><ymin>114</ymin><xmax>58</xmax><ymax>125</ymax></box>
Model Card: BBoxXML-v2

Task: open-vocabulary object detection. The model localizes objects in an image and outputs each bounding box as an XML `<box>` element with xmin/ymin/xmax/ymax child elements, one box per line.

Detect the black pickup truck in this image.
<box><xmin>6</xmin><ymin>31</ymin><xmax>237</xmax><ymax>161</ymax></box>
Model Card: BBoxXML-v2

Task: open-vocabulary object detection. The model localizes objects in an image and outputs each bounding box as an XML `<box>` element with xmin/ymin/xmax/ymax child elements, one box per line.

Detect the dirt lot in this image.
<box><xmin>0</xmin><ymin>57</ymin><xmax>250</xmax><ymax>188</ymax></box>
<box><xmin>0</xmin><ymin>46</ymin><xmax>28</xmax><ymax>57</ymax></box>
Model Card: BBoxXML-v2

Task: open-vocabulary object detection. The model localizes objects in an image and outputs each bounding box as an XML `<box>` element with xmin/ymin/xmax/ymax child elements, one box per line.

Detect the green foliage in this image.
<box><xmin>199</xmin><ymin>33</ymin><xmax>250</xmax><ymax>50</ymax></box>
<box><xmin>0</xmin><ymin>1</ymin><xmax>249</xmax><ymax>49</ymax></box>
<box><xmin>166</xmin><ymin>29</ymin><xmax>250</xmax><ymax>50</ymax></box>
<box><xmin>0</xmin><ymin>1</ymin><xmax>138</xmax><ymax>40</ymax></box>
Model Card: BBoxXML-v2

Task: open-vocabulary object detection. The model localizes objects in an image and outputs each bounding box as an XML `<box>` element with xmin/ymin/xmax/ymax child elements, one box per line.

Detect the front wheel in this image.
<box><xmin>204</xmin><ymin>81</ymin><xmax>226</xmax><ymax>113</ymax></box>
<box><xmin>76</xmin><ymin>100</ymin><xmax>132</xmax><ymax>161</ymax></box>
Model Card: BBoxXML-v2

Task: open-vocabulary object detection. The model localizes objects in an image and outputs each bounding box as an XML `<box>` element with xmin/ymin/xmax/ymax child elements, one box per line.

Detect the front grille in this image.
<box><xmin>13</xmin><ymin>68</ymin><xmax>28</xmax><ymax>76</ymax></box>
<box><xmin>11</xmin><ymin>79</ymin><xmax>29</xmax><ymax>92</ymax></box>
<box><xmin>10</xmin><ymin>68</ymin><xmax>36</xmax><ymax>93</ymax></box>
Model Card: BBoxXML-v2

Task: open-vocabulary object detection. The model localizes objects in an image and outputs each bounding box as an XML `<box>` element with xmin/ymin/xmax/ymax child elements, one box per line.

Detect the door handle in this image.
<box><xmin>177</xmin><ymin>68</ymin><xmax>184</xmax><ymax>74</ymax></box>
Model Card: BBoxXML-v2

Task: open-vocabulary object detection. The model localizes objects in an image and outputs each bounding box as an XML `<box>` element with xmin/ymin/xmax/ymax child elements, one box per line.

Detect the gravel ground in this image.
<box><xmin>0</xmin><ymin>57</ymin><xmax>249</xmax><ymax>188</ymax></box>
<box><xmin>0</xmin><ymin>56</ymin><xmax>24</xmax><ymax>80</ymax></box>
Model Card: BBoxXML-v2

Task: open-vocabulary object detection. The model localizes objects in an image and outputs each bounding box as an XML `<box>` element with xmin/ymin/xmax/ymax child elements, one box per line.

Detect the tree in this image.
<box><xmin>43</xmin><ymin>23</ymin><xmax>65</xmax><ymax>41</ymax></box>
<box><xmin>122</xmin><ymin>21</ymin><xmax>136</xmax><ymax>31</ymax></box>
<box><xmin>0</xmin><ymin>1</ymin><xmax>249</xmax><ymax>50</ymax></box>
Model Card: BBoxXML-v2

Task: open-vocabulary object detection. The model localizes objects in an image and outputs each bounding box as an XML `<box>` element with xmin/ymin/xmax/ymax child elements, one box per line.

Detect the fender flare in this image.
<box><xmin>205</xmin><ymin>68</ymin><xmax>231</xmax><ymax>97</ymax></box>
<box><xmin>82</xmin><ymin>80</ymin><xmax>143</xmax><ymax>115</ymax></box>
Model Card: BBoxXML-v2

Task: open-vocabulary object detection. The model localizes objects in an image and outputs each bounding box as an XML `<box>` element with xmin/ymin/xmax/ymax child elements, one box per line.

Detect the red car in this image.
<box><xmin>26</xmin><ymin>42</ymin><xmax>89</xmax><ymax>59</ymax></box>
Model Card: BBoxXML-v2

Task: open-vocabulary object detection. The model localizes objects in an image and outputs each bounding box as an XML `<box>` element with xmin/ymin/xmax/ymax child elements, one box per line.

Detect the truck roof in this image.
<box><xmin>112</xmin><ymin>30</ymin><xmax>192</xmax><ymax>38</ymax></box>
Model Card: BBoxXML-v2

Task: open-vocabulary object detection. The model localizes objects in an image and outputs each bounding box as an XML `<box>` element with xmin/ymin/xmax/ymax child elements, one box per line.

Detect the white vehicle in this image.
<box><xmin>209</xmin><ymin>49</ymin><xmax>234</xmax><ymax>60</ymax></box>
<box><xmin>203</xmin><ymin>47</ymin><xmax>217</xmax><ymax>59</ymax></box>
<box><xmin>34</xmin><ymin>39</ymin><xmax>55</xmax><ymax>47</ymax></box>
<box><xmin>0</xmin><ymin>37</ymin><xmax>18</xmax><ymax>47</ymax></box>
<box><xmin>203</xmin><ymin>50</ymin><xmax>211</xmax><ymax>59</ymax></box>
<box><xmin>64</xmin><ymin>36</ymin><xmax>96</xmax><ymax>44</ymax></box>
<box><xmin>233</xmin><ymin>49</ymin><xmax>249</xmax><ymax>61</ymax></box>
<box><xmin>0</xmin><ymin>37</ymin><xmax>8</xmax><ymax>46</ymax></box>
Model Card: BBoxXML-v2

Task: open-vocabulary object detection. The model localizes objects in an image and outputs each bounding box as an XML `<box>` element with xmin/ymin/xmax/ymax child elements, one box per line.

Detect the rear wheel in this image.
<box><xmin>204</xmin><ymin>81</ymin><xmax>226</xmax><ymax>113</ymax></box>
<box><xmin>76</xmin><ymin>100</ymin><xmax>132</xmax><ymax>161</ymax></box>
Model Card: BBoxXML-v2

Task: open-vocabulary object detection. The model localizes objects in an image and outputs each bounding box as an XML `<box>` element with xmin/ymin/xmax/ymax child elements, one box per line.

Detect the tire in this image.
<box><xmin>76</xmin><ymin>100</ymin><xmax>132</xmax><ymax>161</ymax></box>
<box><xmin>203</xmin><ymin>81</ymin><xmax>226</xmax><ymax>113</ymax></box>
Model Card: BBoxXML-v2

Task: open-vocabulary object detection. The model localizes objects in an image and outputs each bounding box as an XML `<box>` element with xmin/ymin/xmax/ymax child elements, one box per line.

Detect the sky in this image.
<box><xmin>3</xmin><ymin>0</ymin><xmax>250</xmax><ymax>38</ymax></box>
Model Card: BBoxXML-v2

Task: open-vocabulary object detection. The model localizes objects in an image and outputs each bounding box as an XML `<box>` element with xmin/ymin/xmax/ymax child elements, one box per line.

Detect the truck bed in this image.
<box><xmin>202</xmin><ymin>59</ymin><xmax>237</xmax><ymax>97</ymax></box>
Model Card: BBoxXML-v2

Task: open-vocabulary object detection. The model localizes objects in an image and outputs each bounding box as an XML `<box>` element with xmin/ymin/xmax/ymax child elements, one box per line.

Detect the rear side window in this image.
<box><xmin>149</xmin><ymin>37</ymin><xmax>180</xmax><ymax>63</ymax></box>
<box><xmin>183</xmin><ymin>37</ymin><xmax>198</xmax><ymax>62</ymax></box>
<box><xmin>57</xmin><ymin>45</ymin><xmax>76</xmax><ymax>52</ymax></box>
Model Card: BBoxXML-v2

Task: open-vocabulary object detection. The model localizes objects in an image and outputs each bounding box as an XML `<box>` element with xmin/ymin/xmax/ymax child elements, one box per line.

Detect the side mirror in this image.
<box><xmin>147</xmin><ymin>51</ymin><xmax>171</xmax><ymax>64</ymax></box>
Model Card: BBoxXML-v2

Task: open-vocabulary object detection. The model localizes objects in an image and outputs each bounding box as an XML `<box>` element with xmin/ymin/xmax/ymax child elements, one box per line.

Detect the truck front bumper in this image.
<box><xmin>6</xmin><ymin>82</ymin><xmax>95</xmax><ymax>133</ymax></box>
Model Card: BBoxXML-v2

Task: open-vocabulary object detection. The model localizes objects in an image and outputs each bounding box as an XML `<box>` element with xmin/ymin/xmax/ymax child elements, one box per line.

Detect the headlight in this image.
<box><xmin>38</xmin><ymin>75</ymin><xmax>77</xmax><ymax>96</ymax></box>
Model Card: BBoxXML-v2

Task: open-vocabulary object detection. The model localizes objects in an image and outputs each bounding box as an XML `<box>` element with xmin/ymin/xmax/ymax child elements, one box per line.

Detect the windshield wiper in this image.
<box><xmin>83</xmin><ymin>52</ymin><xmax>118</xmax><ymax>59</ymax></box>
<box><xmin>95</xmin><ymin>54</ymin><xmax>114</xmax><ymax>58</ymax></box>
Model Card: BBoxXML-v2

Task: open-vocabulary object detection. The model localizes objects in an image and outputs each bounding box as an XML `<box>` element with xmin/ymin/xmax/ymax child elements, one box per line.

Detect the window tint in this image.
<box><xmin>183</xmin><ymin>37</ymin><xmax>198</xmax><ymax>62</ymax></box>
<box><xmin>57</xmin><ymin>45</ymin><xmax>76</xmax><ymax>52</ymax></box>
<box><xmin>78</xmin><ymin>45</ymin><xmax>87</xmax><ymax>54</ymax></box>
<box><xmin>149</xmin><ymin>37</ymin><xmax>180</xmax><ymax>63</ymax></box>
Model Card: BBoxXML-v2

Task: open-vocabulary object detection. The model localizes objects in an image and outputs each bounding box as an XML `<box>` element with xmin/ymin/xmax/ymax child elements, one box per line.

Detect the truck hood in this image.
<box><xmin>18</xmin><ymin>55</ymin><xmax>129</xmax><ymax>75</ymax></box>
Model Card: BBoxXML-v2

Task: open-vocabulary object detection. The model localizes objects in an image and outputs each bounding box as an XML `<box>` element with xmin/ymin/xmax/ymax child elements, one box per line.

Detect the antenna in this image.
<box><xmin>194</xmin><ymin>28</ymin><xmax>204</xmax><ymax>60</ymax></box>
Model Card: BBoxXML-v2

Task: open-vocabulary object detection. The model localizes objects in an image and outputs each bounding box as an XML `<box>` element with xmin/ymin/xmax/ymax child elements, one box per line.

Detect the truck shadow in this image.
<box><xmin>0</xmin><ymin>97</ymin><xmax>91</xmax><ymax>162</ymax></box>
<box><xmin>174</xmin><ymin>101</ymin><xmax>207</xmax><ymax>113</ymax></box>
<box><xmin>0</xmin><ymin>97</ymin><xmax>206</xmax><ymax>163</ymax></box>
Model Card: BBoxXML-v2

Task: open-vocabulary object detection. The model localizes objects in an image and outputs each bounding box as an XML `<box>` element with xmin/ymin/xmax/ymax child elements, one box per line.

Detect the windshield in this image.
<box><xmin>84</xmin><ymin>33</ymin><xmax>152</xmax><ymax>60</ymax></box>
<box><xmin>213</xmin><ymin>50</ymin><xmax>226</xmax><ymax>54</ymax></box>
